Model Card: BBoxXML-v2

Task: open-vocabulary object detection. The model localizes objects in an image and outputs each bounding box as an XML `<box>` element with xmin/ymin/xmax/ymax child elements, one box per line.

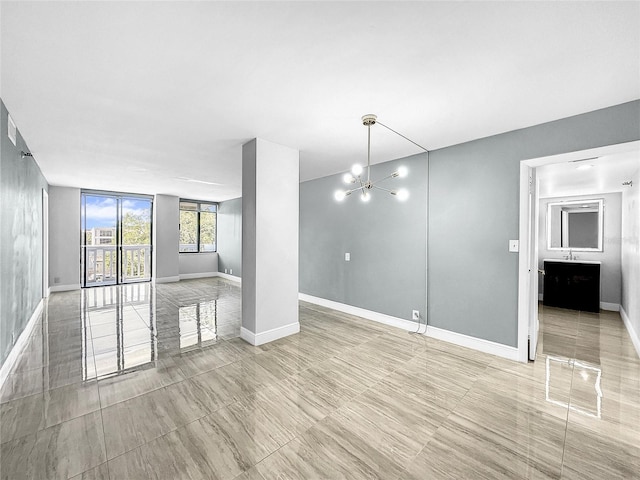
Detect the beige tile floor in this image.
<box><xmin>1</xmin><ymin>278</ymin><xmax>639</xmax><ymax>479</ymax></box>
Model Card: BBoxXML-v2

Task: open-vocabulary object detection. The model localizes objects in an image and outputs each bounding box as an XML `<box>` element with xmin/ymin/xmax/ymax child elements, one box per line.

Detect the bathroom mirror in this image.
<box><xmin>547</xmin><ymin>199</ymin><xmax>603</xmax><ymax>251</ymax></box>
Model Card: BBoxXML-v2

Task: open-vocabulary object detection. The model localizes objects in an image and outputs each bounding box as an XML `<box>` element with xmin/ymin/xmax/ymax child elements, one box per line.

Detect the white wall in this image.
<box><xmin>538</xmin><ymin>192</ymin><xmax>622</xmax><ymax>307</ymax></box>
<box><xmin>621</xmin><ymin>167</ymin><xmax>640</xmax><ymax>354</ymax></box>
<box><xmin>49</xmin><ymin>186</ymin><xmax>80</xmax><ymax>290</ymax></box>
<box><xmin>153</xmin><ymin>194</ymin><xmax>179</xmax><ymax>282</ymax></box>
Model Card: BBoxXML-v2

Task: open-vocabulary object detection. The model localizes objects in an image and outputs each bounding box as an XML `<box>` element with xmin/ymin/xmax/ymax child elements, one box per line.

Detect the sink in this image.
<box><xmin>543</xmin><ymin>259</ymin><xmax>601</xmax><ymax>265</ymax></box>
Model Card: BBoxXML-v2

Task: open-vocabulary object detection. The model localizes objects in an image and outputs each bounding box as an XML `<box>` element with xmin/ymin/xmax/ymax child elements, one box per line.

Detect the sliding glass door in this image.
<box><xmin>81</xmin><ymin>192</ymin><xmax>153</xmax><ymax>287</ymax></box>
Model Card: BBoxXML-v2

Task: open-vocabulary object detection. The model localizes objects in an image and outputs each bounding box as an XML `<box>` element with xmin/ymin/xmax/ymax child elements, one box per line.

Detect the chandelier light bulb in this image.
<box><xmin>334</xmin><ymin>190</ymin><xmax>347</xmax><ymax>201</ymax></box>
<box><xmin>343</xmin><ymin>173</ymin><xmax>355</xmax><ymax>184</ymax></box>
<box><xmin>361</xmin><ymin>191</ymin><xmax>371</xmax><ymax>202</ymax></box>
<box><xmin>397</xmin><ymin>166</ymin><xmax>408</xmax><ymax>178</ymax></box>
<box><xmin>351</xmin><ymin>164</ymin><xmax>363</xmax><ymax>176</ymax></box>
<box><xmin>396</xmin><ymin>188</ymin><xmax>409</xmax><ymax>201</ymax></box>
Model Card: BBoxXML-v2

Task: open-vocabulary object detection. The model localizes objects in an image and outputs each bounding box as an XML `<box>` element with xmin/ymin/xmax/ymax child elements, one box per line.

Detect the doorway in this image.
<box><xmin>517</xmin><ymin>140</ymin><xmax>640</xmax><ymax>363</ymax></box>
<box><xmin>81</xmin><ymin>191</ymin><xmax>153</xmax><ymax>287</ymax></box>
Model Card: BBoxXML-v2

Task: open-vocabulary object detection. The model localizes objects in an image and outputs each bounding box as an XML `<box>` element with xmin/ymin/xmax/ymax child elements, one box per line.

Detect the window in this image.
<box><xmin>179</xmin><ymin>200</ymin><xmax>217</xmax><ymax>253</ymax></box>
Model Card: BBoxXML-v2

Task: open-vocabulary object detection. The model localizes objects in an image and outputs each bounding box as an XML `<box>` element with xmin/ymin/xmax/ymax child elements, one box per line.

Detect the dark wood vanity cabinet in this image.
<box><xmin>543</xmin><ymin>261</ymin><xmax>600</xmax><ymax>313</ymax></box>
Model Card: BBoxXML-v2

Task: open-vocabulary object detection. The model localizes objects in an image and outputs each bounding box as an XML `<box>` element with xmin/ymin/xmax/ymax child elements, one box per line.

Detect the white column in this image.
<box><xmin>241</xmin><ymin>138</ymin><xmax>300</xmax><ymax>345</ymax></box>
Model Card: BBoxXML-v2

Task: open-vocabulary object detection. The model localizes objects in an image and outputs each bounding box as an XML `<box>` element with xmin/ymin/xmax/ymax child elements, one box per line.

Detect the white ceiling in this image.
<box><xmin>538</xmin><ymin>149</ymin><xmax>640</xmax><ymax>198</ymax></box>
<box><xmin>1</xmin><ymin>1</ymin><xmax>639</xmax><ymax>202</ymax></box>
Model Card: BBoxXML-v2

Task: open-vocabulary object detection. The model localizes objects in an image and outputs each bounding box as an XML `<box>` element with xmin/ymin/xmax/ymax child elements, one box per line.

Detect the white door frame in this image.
<box><xmin>517</xmin><ymin>140</ymin><xmax>640</xmax><ymax>363</ymax></box>
<box><xmin>42</xmin><ymin>189</ymin><xmax>49</xmax><ymax>298</ymax></box>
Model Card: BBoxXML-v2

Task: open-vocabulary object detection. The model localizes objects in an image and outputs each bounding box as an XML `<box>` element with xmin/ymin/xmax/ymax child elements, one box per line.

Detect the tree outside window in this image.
<box><xmin>179</xmin><ymin>201</ymin><xmax>217</xmax><ymax>253</ymax></box>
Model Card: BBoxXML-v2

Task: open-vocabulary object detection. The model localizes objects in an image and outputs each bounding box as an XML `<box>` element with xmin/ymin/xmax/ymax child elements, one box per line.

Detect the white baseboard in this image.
<box><xmin>0</xmin><ymin>299</ymin><xmax>43</xmax><ymax>390</ymax></box>
<box><xmin>179</xmin><ymin>272</ymin><xmax>218</xmax><ymax>280</ymax></box>
<box><xmin>299</xmin><ymin>293</ymin><xmax>417</xmax><ymax>331</ymax></box>
<box><xmin>600</xmin><ymin>302</ymin><xmax>620</xmax><ymax>312</ymax></box>
<box><xmin>620</xmin><ymin>305</ymin><xmax>640</xmax><ymax>360</ymax></box>
<box><xmin>299</xmin><ymin>293</ymin><xmax>518</xmax><ymax>361</ymax></box>
<box><xmin>240</xmin><ymin>322</ymin><xmax>300</xmax><ymax>346</ymax></box>
<box><xmin>215</xmin><ymin>272</ymin><xmax>241</xmax><ymax>283</ymax></box>
<box><xmin>154</xmin><ymin>276</ymin><xmax>180</xmax><ymax>284</ymax></box>
<box><xmin>424</xmin><ymin>324</ymin><xmax>519</xmax><ymax>361</ymax></box>
<box><xmin>49</xmin><ymin>283</ymin><xmax>80</xmax><ymax>292</ymax></box>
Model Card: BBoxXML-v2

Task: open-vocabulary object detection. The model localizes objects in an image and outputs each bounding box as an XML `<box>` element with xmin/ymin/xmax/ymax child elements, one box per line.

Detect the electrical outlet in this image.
<box><xmin>54</xmin><ymin>276</ymin><xmax>60</xmax><ymax>284</ymax></box>
<box><xmin>412</xmin><ymin>310</ymin><xmax>420</xmax><ymax>320</ymax></box>
<box><xmin>230</xmin><ymin>269</ymin><xmax>233</xmax><ymax>275</ymax></box>
<box><xmin>345</xmin><ymin>253</ymin><xmax>350</xmax><ymax>261</ymax></box>
<box><xmin>225</xmin><ymin>269</ymin><xmax>228</xmax><ymax>274</ymax></box>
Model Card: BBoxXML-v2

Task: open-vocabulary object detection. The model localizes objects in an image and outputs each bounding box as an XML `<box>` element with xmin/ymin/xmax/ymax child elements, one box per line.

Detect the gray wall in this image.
<box><xmin>217</xmin><ymin>197</ymin><xmax>242</xmax><ymax>276</ymax></box>
<box><xmin>205</xmin><ymin>101</ymin><xmax>639</xmax><ymax>349</ymax></box>
<box><xmin>538</xmin><ymin>193</ymin><xmax>622</xmax><ymax>306</ymax></box>
<box><xmin>621</xmin><ymin>167</ymin><xmax>640</xmax><ymax>344</ymax></box>
<box><xmin>1</xmin><ymin>100</ymin><xmax>48</xmax><ymax>366</ymax></box>
<box><xmin>429</xmin><ymin>100</ymin><xmax>639</xmax><ymax>347</ymax></box>
<box><xmin>300</xmin><ymin>153</ymin><xmax>428</xmax><ymax>321</ymax></box>
<box><xmin>153</xmin><ymin>194</ymin><xmax>180</xmax><ymax>280</ymax></box>
<box><xmin>242</xmin><ymin>141</ymin><xmax>257</xmax><ymax>332</ymax></box>
<box><xmin>48</xmin><ymin>186</ymin><xmax>80</xmax><ymax>289</ymax></box>
<box><xmin>179</xmin><ymin>253</ymin><xmax>218</xmax><ymax>276</ymax></box>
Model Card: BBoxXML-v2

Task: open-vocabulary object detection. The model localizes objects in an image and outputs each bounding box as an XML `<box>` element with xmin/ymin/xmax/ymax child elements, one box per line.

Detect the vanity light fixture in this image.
<box><xmin>334</xmin><ymin>114</ymin><xmax>428</xmax><ymax>203</ymax></box>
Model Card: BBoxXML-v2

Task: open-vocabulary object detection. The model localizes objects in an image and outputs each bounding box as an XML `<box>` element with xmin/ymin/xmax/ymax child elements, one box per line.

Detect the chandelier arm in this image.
<box><xmin>370</xmin><ymin>172</ymin><xmax>399</xmax><ymax>185</ymax></box>
<box><xmin>344</xmin><ymin>185</ymin><xmax>364</xmax><ymax>196</ymax></box>
<box><xmin>376</xmin><ymin>121</ymin><xmax>429</xmax><ymax>152</ymax></box>
<box><xmin>372</xmin><ymin>185</ymin><xmax>395</xmax><ymax>194</ymax></box>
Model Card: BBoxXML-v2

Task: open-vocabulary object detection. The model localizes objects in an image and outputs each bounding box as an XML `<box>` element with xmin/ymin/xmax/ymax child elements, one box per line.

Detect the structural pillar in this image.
<box><xmin>241</xmin><ymin>138</ymin><xmax>299</xmax><ymax>345</ymax></box>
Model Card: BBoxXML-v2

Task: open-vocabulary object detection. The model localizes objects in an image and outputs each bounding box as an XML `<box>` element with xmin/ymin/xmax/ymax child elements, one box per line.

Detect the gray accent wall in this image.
<box><xmin>299</xmin><ymin>100</ymin><xmax>639</xmax><ymax>349</ymax></box>
<box><xmin>217</xmin><ymin>197</ymin><xmax>242</xmax><ymax>276</ymax></box>
<box><xmin>538</xmin><ymin>193</ymin><xmax>622</xmax><ymax>306</ymax></box>
<box><xmin>429</xmin><ymin>100</ymin><xmax>640</xmax><ymax>347</ymax></box>
<box><xmin>1</xmin><ymin>100</ymin><xmax>48</xmax><ymax>366</ymax></box>
<box><xmin>300</xmin><ymin>153</ymin><xmax>428</xmax><ymax>321</ymax></box>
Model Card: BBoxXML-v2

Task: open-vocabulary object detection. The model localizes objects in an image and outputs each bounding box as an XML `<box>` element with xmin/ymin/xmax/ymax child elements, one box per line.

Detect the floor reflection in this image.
<box><xmin>546</xmin><ymin>355</ymin><xmax>603</xmax><ymax>418</ymax></box>
<box><xmin>80</xmin><ymin>280</ymin><xmax>237</xmax><ymax>380</ymax></box>
<box><xmin>179</xmin><ymin>300</ymin><xmax>218</xmax><ymax>349</ymax></box>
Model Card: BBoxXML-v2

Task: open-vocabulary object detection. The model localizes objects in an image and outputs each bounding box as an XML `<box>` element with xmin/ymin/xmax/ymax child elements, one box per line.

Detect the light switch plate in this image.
<box><xmin>509</xmin><ymin>240</ymin><xmax>519</xmax><ymax>252</ymax></box>
<box><xmin>345</xmin><ymin>253</ymin><xmax>350</xmax><ymax>261</ymax></box>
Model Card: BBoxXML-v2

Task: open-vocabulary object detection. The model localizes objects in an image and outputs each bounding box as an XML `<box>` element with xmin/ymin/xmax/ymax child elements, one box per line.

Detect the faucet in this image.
<box><xmin>564</xmin><ymin>249</ymin><xmax>578</xmax><ymax>261</ymax></box>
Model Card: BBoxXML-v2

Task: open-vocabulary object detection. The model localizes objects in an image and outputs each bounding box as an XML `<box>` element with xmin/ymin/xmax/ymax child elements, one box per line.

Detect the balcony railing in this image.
<box><xmin>84</xmin><ymin>245</ymin><xmax>151</xmax><ymax>285</ymax></box>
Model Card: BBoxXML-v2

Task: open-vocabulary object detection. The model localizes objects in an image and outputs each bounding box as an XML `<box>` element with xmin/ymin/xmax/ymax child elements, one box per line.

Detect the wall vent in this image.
<box><xmin>7</xmin><ymin>114</ymin><xmax>17</xmax><ymax>146</ymax></box>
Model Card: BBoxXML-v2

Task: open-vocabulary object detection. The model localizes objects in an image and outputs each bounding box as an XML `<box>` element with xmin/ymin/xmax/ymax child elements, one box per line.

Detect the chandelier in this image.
<box><xmin>334</xmin><ymin>114</ymin><xmax>428</xmax><ymax>202</ymax></box>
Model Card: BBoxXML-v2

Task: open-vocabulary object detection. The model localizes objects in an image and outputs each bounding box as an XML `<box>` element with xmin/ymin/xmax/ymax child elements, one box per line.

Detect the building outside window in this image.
<box><xmin>179</xmin><ymin>200</ymin><xmax>217</xmax><ymax>253</ymax></box>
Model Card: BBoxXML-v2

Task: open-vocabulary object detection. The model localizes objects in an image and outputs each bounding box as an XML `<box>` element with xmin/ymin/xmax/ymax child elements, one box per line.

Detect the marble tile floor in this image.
<box><xmin>1</xmin><ymin>278</ymin><xmax>639</xmax><ymax>479</ymax></box>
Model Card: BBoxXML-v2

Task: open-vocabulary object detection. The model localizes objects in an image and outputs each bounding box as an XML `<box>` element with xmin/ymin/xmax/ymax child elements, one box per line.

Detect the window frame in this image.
<box><xmin>179</xmin><ymin>199</ymin><xmax>218</xmax><ymax>253</ymax></box>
